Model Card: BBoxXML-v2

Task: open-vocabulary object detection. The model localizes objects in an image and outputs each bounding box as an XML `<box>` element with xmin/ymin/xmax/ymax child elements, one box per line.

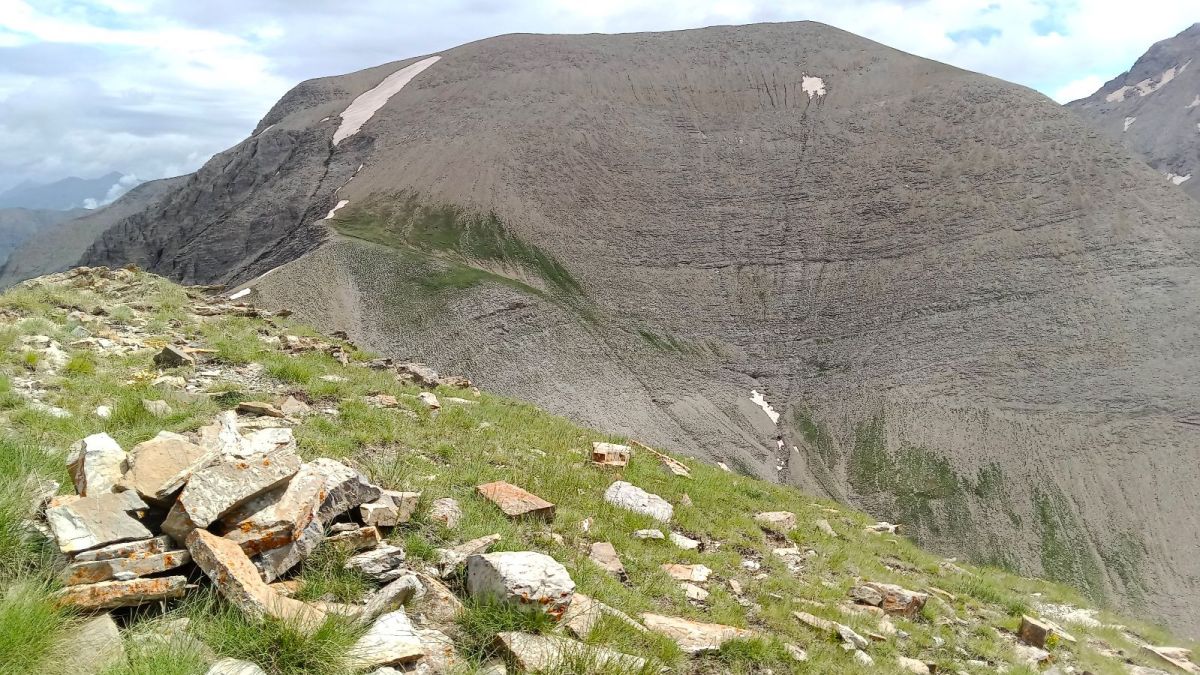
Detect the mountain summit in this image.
<box><xmin>1068</xmin><ymin>23</ymin><xmax>1200</xmax><ymax>201</ymax></box>
<box><xmin>55</xmin><ymin>21</ymin><xmax>1200</xmax><ymax>632</ymax></box>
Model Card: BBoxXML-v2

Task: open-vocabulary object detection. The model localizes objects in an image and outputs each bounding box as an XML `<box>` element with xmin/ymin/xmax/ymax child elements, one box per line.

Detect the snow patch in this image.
<box><xmin>1167</xmin><ymin>173</ymin><xmax>1191</xmax><ymax>185</ymax></box>
<box><xmin>1189</xmin><ymin>95</ymin><xmax>1200</xmax><ymax>109</ymax></box>
<box><xmin>254</xmin><ymin>124</ymin><xmax>274</xmax><ymax>138</ymax></box>
<box><xmin>1124</xmin><ymin>116</ymin><xmax>1136</xmax><ymax>131</ymax></box>
<box><xmin>229</xmin><ymin>288</ymin><xmax>250</xmax><ymax>300</ymax></box>
<box><xmin>750</xmin><ymin>390</ymin><xmax>780</xmax><ymax>424</ymax></box>
<box><xmin>801</xmin><ymin>75</ymin><xmax>826</xmax><ymax>99</ymax></box>
<box><xmin>320</xmin><ymin>116</ymin><xmax>331</xmax><ymax>122</ymax></box>
<box><xmin>324</xmin><ymin>199</ymin><xmax>349</xmax><ymax>220</ymax></box>
<box><xmin>1109</xmin><ymin>62</ymin><xmax>1191</xmax><ymax>102</ymax></box>
<box><xmin>333</xmin><ymin>55</ymin><xmax>441</xmax><ymax>145</ymax></box>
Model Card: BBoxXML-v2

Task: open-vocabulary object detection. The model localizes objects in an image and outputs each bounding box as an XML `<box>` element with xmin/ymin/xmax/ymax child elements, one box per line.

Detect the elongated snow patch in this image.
<box><xmin>1124</xmin><ymin>116</ymin><xmax>1136</xmax><ymax>131</ymax></box>
<box><xmin>325</xmin><ymin>200</ymin><xmax>349</xmax><ymax>220</ymax></box>
<box><xmin>333</xmin><ymin>56</ymin><xmax>441</xmax><ymax>145</ymax></box>
<box><xmin>801</xmin><ymin>75</ymin><xmax>826</xmax><ymax>99</ymax></box>
<box><xmin>750</xmin><ymin>390</ymin><xmax>780</xmax><ymax>424</ymax></box>
<box><xmin>229</xmin><ymin>288</ymin><xmax>250</xmax><ymax>300</ymax></box>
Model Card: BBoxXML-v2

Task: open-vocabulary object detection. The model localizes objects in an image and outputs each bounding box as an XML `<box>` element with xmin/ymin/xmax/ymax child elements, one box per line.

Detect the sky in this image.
<box><xmin>0</xmin><ymin>0</ymin><xmax>1196</xmax><ymax>195</ymax></box>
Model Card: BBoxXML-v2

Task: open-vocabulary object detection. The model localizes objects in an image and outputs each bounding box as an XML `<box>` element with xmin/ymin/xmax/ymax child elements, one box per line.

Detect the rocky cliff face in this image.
<box><xmin>1068</xmin><ymin>23</ymin><xmax>1200</xmax><ymax>201</ymax></box>
<box><xmin>74</xmin><ymin>22</ymin><xmax>1200</xmax><ymax>632</ymax></box>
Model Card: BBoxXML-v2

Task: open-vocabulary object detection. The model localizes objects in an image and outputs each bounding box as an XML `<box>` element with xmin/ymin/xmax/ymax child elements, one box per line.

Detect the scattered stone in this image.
<box><xmin>326</xmin><ymin>525</ymin><xmax>383</xmax><ymax>551</ymax></box>
<box><xmin>861</xmin><ymin>582</ymin><xmax>928</xmax><ymax>618</ymax></box>
<box><xmin>850</xmin><ymin>584</ymin><xmax>884</xmax><ymax>607</ymax></box>
<box><xmin>866</xmin><ymin>521</ymin><xmax>901</xmax><ymax>535</ymax></box>
<box><xmin>61</xmin><ymin>612</ymin><xmax>125</xmax><ymax>675</ymax></box>
<box><xmin>1013</xmin><ymin>643</ymin><xmax>1051</xmax><ymax>667</ymax></box>
<box><xmin>62</xmin><ymin>548</ymin><xmax>191</xmax><ymax>586</ymax></box>
<box><xmin>237</xmin><ymin>401</ymin><xmax>284</xmax><ymax>417</ymax></box>
<box><xmin>681</xmin><ymin>582</ymin><xmax>709</xmax><ymax>601</ymax></box>
<box><xmin>435</xmin><ymin>533</ymin><xmax>503</xmax><ymax>575</ymax></box>
<box><xmin>186</xmin><ymin>529</ymin><xmax>326</xmax><ymax>632</ymax></box>
<box><xmin>641</xmin><ymin>613</ymin><xmax>753</xmax><ymax>654</ymax></box>
<box><xmin>142</xmin><ymin>399</ymin><xmax>172</xmax><ymax>417</ymax></box>
<box><xmin>728</xmin><ymin>579</ymin><xmax>743</xmax><ymax>595</ymax></box>
<box><xmin>897</xmin><ymin>656</ymin><xmax>932</xmax><ymax>674</ymax></box>
<box><xmin>152</xmin><ymin>375</ymin><xmax>187</xmax><ymax>390</ymax></box>
<box><xmin>786</xmin><ymin>643</ymin><xmax>808</xmax><ymax>662</ymax></box>
<box><xmin>413</xmin><ymin>572</ymin><xmax>465</xmax><ymax>626</ymax></box>
<box><xmin>154</xmin><ymin>345</ymin><xmax>195</xmax><ymax>368</ymax></box>
<box><xmin>1143</xmin><ymin>645</ymin><xmax>1200</xmax><ymax>673</ymax></box>
<box><xmin>206</xmin><ymin>658</ymin><xmax>267</xmax><ymax>675</ymax></box>
<box><xmin>429</xmin><ymin>498</ymin><xmax>461</xmax><ymax>529</ymax></box>
<box><xmin>94</xmin><ymin>405</ymin><xmax>112</xmax><ymax>419</ymax></box>
<box><xmin>362</xmin><ymin>574</ymin><xmax>424</xmax><ymax>624</ymax></box>
<box><xmin>853</xmin><ymin>650</ymin><xmax>874</xmax><ymax>667</ymax></box>
<box><xmin>670</xmin><ymin>532</ymin><xmax>701</xmax><ymax>550</ymax></box>
<box><xmin>494</xmin><ymin>632</ymin><xmax>646</xmax><ymax>672</ymax></box>
<box><xmin>345</xmin><ymin>609</ymin><xmax>425</xmax><ymax>669</ymax></box>
<box><xmin>603</xmin><ymin>481</ymin><xmax>672</xmax><ymax>522</ymax></box>
<box><xmin>365</xmin><ymin>394</ymin><xmax>399</xmax><ymax>408</ymax></box>
<box><xmin>562</xmin><ymin>593</ymin><xmax>646</xmax><ymax>639</ymax></box>
<box><xmin>754</xmin><ymin>511</ymin><xmax>796</xmax><ymax>531</ymax></box>
<box><xmin>56</xmin><ymin>576</ymin><xmax>188</xmax><ymax>609</ymax></box>
<box><xmin>633</xmin><ymin>529</ymin><xmax>665</xmax><ymax>540</ymax></box>
<box><xmin>341</xmin><ymin>541</ymin><xmax>405</xmax><ymax>580</ymax></box>
<box><xmin>1019</xmin><ymin>615</ymin><xmax>1053</xmax><ymax>649</ymax></box>
<box><xmin>278</xmin><ymin>396</ymin><xmax>310</xmax><ymax>417</ymax></box>
<box><xmin>476</xmin><ymin>481</ymin><xmax>555</xmax><ymax>520</ymax></box>
<box><xmin>661</xmin><ymin>563</ymin><xmax>711</xmax><ymax>582</ymax></box>
<box><xmin>73</xmin><ymin>534</ymin><xmax>176</xmax><ymax>562</ymax></box>
<box><xmin>66</xmin><ymin>432</ymin><xmax>127</xmax><ymax>496</ymax></box>
<box><xmin>418</xmin><ymin>392</ymin><xmax>440</xmax><ymax>409</ymax></box>
<box><xmin>46</xmin><ymin>490</ymin><xmax>152</xmax><ymax>553</ymax></box>
<box><xmin>589</xmin><ymin>542</ymin><xmax>626</xmax><ymax>578</ymax></box>
<box><xmin>815</xmin><ymin>518</ymin><xmax>838</xmax><ymax>537</ymax></box>
<box><xmin>465</xmin><ymin>551</ymin><xmax>575</xmax><ymax>619</ymax></box>
<box><xmin>590</xmin><ymin>442</ymin><xmax>631</xmax><ymax>467</ymax></box>
<box><xmin>679</xmin><ymin>493</ymin><xmax>693</xmax><ymax>507</ymax></box>
<box><xmin>118</xmin><ymin>432</ymin><xmax>212</xmax><ymax>504</ymax></box>
<box><xmin>792</xmin><ymin>611</ymin><xmax>869</xmax><ymax>650</ymax></box>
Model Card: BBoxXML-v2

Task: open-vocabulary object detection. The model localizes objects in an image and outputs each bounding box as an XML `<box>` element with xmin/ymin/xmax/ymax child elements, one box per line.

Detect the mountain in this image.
<box><xmin>0</xmin><ymin>207</ymin><xmax>87</xmax><ymax>267</ymax></box>
<box><xmin>70</xmin><ymin>22</ymin><xmax>1200</xmax><ymax>632</ymax></box>
<box><xmin>0</xmin><ymin>176</ymin><xmax>185</xmax><ymax>289</ymax></box>
<box><xmin>1067</xmin><ymin>23</ymin><xmax>1200</xmax><ymax>201</ymax></box>
<box><xmin>0</xmin><ymin>171</ymin><xmax>139</xmax><ymax>210</ymax></box>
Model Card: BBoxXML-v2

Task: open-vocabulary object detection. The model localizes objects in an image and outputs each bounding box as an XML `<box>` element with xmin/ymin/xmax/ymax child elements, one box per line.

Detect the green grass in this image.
<box><xmin>293</xmin><ymin>542</ymin><xmax>373</xmax><ymax>604</ymax></box>
<box><xmin>0</xmin><ymin>581</ymin><xmax>74</xmax><ymax>675</ymax></box>
<box><xmin>456</xmin><ymin>596</ymin><xmax>559</xmax><ymax>663</ymax></box>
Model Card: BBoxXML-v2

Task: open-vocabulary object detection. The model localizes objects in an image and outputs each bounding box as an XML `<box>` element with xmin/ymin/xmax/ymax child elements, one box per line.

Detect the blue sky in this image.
<box><xmin>0</xmin><ymin>0</ymin><xmax>1196</xmax><ymax>193</ymax></box>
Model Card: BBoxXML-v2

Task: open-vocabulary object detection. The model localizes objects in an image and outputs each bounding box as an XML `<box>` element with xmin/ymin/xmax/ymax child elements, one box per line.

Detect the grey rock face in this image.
<box><xmin>46</xmin><ymin>490</ymin><xmax>151</xmax><ymax>553</ymax></box>
<box><xmin>465</xmin><ymin>551</ymin><xmax>575</xmax><ymax>618</ymax></box>
<box><xmin>603</xmin><ymin>481</ymin><xmax>673</xmax><ymax>522</ymax></box>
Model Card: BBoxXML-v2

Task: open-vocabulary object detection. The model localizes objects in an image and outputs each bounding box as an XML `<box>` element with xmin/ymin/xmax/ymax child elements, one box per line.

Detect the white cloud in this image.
<box><xmin>1052</xmin><ymin>75</ymin><xmax>1107</xmax><ymax>103</ymax></box>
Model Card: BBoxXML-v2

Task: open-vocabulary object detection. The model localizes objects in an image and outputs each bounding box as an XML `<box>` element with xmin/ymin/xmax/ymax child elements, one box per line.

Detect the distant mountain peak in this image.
<box><xmin>0</xmin><ymin>172</ymin><xmax>140</xmax><ymax>211</ymax></box>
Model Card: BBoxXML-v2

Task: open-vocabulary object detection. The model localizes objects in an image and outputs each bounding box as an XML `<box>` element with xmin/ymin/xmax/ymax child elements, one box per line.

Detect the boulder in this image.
<box><xmin>62</xmin><ymin>548</ymin><xmax>191</xmax><ymax>585</ymax></box>
<box><xmin>494</xmin><ymin>632</ymin><xmax>646</xmax><ymax>672</ymax></box>
<box><xmin>670</xmin><ymin>532</ymin><xmax>701</xmax><ymax>550</ymax></box>
<box><xmin>186</xmin><ymin>529</ymin><xmax>326</xmax><ymax>633</ymax></box>
<box><xmin>428</xmin><ymin>498</ymin><xmax>461</xmax><ymax>529</ymax></box>
<box><xmin>640</xmin><ymin>613</ymin><xmax>753</xmax><ymax>654</ymax></box>
<box><xmin>603</xmin><ymin>481</ymin><xmax>672</xmax><ymax>522</ymax></box>
<box><xmin>66</xmin><ymin>432</ymin><xmax>127</xmax><ymax>496</ymax></box>
<box><xmin>56</xmin><ymin>576</ymin><xmax>188</xmax><ymax>609</ymax></box>
<box><xmin>347</xmin><ymin>544</ymin><xmax>408</xmax><ymax>582</ymax></box>
<box><xmin>588</xmin><ymin>542</ymin><xmax>626</xmax><ymax>578</ymax></box>
<box><xmin>897</xmin><ymin>656</ymin><xmax>932</xmax><ymax>674</ymax></box>
<box><xmin>61</xmin><ymin>613</ymin><xmax>124</xmax><ymax>675</ymax></box>
<box><xmin>237</xmin><ymin>401</ymin><xmax>284</xmax><ymax>418</ymax></box>
<box><xmin>590</xmin><ymin>442</ymin><xmax>631</xmax><ymax>467</ymax></box>
<box><xmin>465</xmin><ymin>552</ymin><xmax>575</xmax><ymax>619</ymax></box>
<box><xmin>206</xmin><ymin>659</ymin><xmax>267</xmax><ymax>675</ymax></box>
<box><xmin>142</xmin><ymin>399</ymin><xmax>172</xmax><ymax>417</ymax></box>
<box><xmin>46</xmin><ymin>490</ymin><xmax>151</xmax><ymax>553</ymax></box>
<box><xmin>661</xmin><ymin>563</ymin><xmax>711</xmax><ymax>582</ymax></box>
<box><xmin>118</xmin><ymin>432</ymin><xmax>212</xmax><ymax>504</ymax></box>
<box><xmin>362</xmin><ymin>574</ymin><xmax>424</xmax><ymax>623</ymax></box>
<box><xmin>863</xmin><ymin>582</ymin><xmax>928</xmax><ymax>618</ymax></box>
<box><xmin>162</xmin><ymin>445</ymin><xmax>300</xmax><ymax>541</ymax></box>
<box><xmin>475</xmin><ymin>481</ymin><xmax>555</xmax><ymax>520</ymax></box>
<box><xmin>344</xmin><ymin>609</ymin><xmax>425</xmax><ymax>670</ymax></box>
<box><xmin>154</xmin><ymin>345</ymin><xmax>194</xmax><ymax>368</ymax></box>
<box><xmin>753</xmin><ymin>511</ymin><xmax>796</xmax><ymax>532</ymax></box>
<box><xmin>73</xmin><ymin>534</ymin><xmax>175</xmax><ymax>562</ymax></box>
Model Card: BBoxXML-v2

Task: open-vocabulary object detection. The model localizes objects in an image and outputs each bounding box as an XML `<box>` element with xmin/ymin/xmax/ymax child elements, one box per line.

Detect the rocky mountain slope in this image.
<box><xmin>1</xmin><ymin>266</ymin><xmax>1197</xmax><ymax>675</ymax></box>
<box><xmin>1068</xmin><ymin>23</ymin><xmax>1200</xmax><ymax>201</ymax></box>
<box><xmin>0</xmin><ymin>207</ymin><xmax>87</xmax><ymax>267</ymax></box>
<box><xmin>62</xmin><ymin>22</ymin><xmax>1200</xmax><ymax>633</ymax></box>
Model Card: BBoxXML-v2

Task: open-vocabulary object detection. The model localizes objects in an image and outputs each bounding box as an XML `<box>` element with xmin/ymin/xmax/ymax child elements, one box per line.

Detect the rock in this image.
<box><xmin>678</xmin><ymin>493</ymin><xmax>693</xmax><ymax>507</ymax></box>
<box><xmin>412</xmin><ymin>572</ymin><xmax>465</xmax><ymax>626</ymax></box>
<box><xmin>1013</xmin><ymin>643</ymin><xmax>1051</xmax><ymax>667</ymax></box>
<box><xmin>345</xmin><ymin>609</ymin><xmax>425</xmax><ymax>669</ymax></box>
<box><xmin>118</xmin><ymin>432</ymin><xmax>212</xmax><ymax>504</ymax></box>
<box><xmin>494</xmin><ymin>632</ymin><xmax>647</xmax><ymax>672</ymax></box>
<box><xmin>590</xmin><ymin>442</ymin><xmax>631</xmax><ymax>467</ymax></box>
<box><xmin>670</xmin><ymin>532</ymin><xmax>701</xmax><ymax>550</ymax></box>
<box><xmin>754</xmin><ymin>511</ymin><xmax>796</xmax><ymax>531</ymax></box>
<box><xmin>476</xmin><ymin>481</ymin><xmax>555</xmax><ymax>520</ymax></box>
<box><xmin>388</xmin><ymin>490</ymin><xmax>421</xmax><ymax>523</ymax></box>
<box><xmin>66</xmin><ymin>432</ymin><xmax>127</xmax><ymax>496</ymax></box>
<box><xmin>662</xmin><ymin>563</ymin><xmax>711</xmax><ymax>582</ymax></box>
<box><xmin>62</xmin><ymin>548</ymin><xmax>191</xmax><ymax>585</ymax></box>
<box><xmin>154</xmin><ymin>345</ymin><xmax>194</xmax><ymax>368</ymax></box>
<box><xmin>94</xmin><ymin>405</ymin><xmax>112</xmax><ymax>419</ymax></box>
<box><xmin>415</xmin><ymin>627</ymin><xmax>464</xmax><ymax>673</ymax></box>
<box><xmin>603</xmin><ymin>481</ymin><xmax>672</xmax><ymax>522</ymax></box>
<box><xmin>897</xmin><ymin>656</ymin><xmax>931</xmax><ymax>674</ymax></box>
<box><xmin>866</xmin><ymin>521</ymin><xmax>901</xmax><ymax>535</ymax></box>
<box><xmin>815</xmin><ymin>518</ymin><xmax>838</xmax><ymax>537</ymax></box>
<box><xmin>465</xmin><ymin>551</ymin><xmax>575</xmax><ymax>619</ymax></box>
<box><xmin>1019</xmin><ymin>615</ymin><xmax>1053</xmax><ymax>648</ymax></box>
<box><xmin>562</xmin><ymin>592</ymin><xmax>646</xmax><ymax>639</ymax></box>
<box><xmin>640</xmin><ymin>613</ymin><xmax>753</xmax><ymax>654</ymax></box>
<box><xmin>326</xmin><ymin>526</ymin><xmax>383</xmax><ymax>551</ymax></box>
<box><xmin>152</xmin><ymin>375</ymin><xmax>187</xmax><ymax>390</ymax></box>
<box><xmin>631</xmin><ymin>441</ymin><xmax>692</xmax><ymax>477</ymax></box>
<box><xmin>56</xmin><ymin>576</ymin><xmax>188</xmax><ymax>609</ymax></box>
<box><xmin>206</xmin><ymin>658</ymin><xmax>267</xmax><ymax>675</ymax></box>
<box><xmin>428</xmin><ymin>498</ymin><xmax>461</xmax><ymax>529</ymax></box>
<box><xmin>162</xmin><ymin>445</ymin><xmax>301</xmax><ymax>541</ymax></box>
<box><xmin>850</xmin><ymin>585</ymin><xmax>885</xmax><ymax>607</ymax></box>
<box><xmin>863</xmin><ymin>582</ymin><xmax>928</xmax><ymax>617</ymax></box>
<box><xmin>46</xmin><ymin>490</ymin><xmax>151</xmax><ymax>553</ymax></box>
<box><xmin>361</xmin><ymin>494</ymin><xmax>401</xmax><ymax>527</ymax></box>
<box><xmin>61</xmin><ymin>613</ymin><xmax>125</xmax><ymax>675</ymax></box>
<box><xmin>681</xmin><ymin>582</ymin><xmax>709</xmax><ymax>601</ymax></box>
<box><xmin>1143</xmin><ymin>645</ymin><xmax>1200</xmax><ymax>673</ymax></box>
<box><xmin>347</xmin><ymin>544</ymin><xmax>409</xmax><ymax>582</ymax></box>
<box><xmin>418</xmin><ymin>392</ymin><xmax>440</xmax><ymax>409</ymax></box>
<box><xmin>588</xmin><ymin>542</ymin><xmax>626</xmax><ymax>578</ymax></box>
<box><xmin>728</xmin><ymin>579</ymin><xmax>743</xmax><ymax>595</ymax></box>
<box><xmin>853</xmin><ymin>650</ymin><xmax>874</xmax><ymax>667</ymax></box>
<box><xmin>632</xmin><ymin>529</ymin><xmax>665</xmax><ymax>539</ymax></box>
<box><xmin>186</xmin><ymin>529</ymin><xmax>326</xmax><ymax>632</ymax></box>
<box><xmin>435</xmin><ymin>533</ymin><xmax>503</xmax><ymax>575</ymax></box>
<box><xmin>792</xmin><ymin>611</ymin><xmax>869</xmax><ymax>650</ymax></box>
<box><xmin>362</xmin><ymin>574</ymin><xmax>424</xmax><ymax>623</ymax></box>
<box><xmin>73</xmin><ymin>534</ymin><xmax>176</xmax><ymax>562</ymax></box>
<box><xmin>278</xmin><ymin>396</ymin><xmax>310</xmax><ymax>416</ymax></box>
<box><xmin>786</xmin><ymin>643</ymin><xmax>808</xmax><ymax>662</ymax></box>
<box><xmin>237</xmin><ymin>401</ymin><xmax>284</xmax><ymax>417</ymax></box>
<box><xmin>142</xmin><ymin>399</ymin><xmax>172</xmax><ymax>417</ymax></box>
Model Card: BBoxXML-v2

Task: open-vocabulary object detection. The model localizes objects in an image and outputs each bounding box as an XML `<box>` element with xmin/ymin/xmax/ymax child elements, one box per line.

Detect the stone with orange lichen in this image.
<box><xmin>161</xmin><ymin>447</ymin><xmax>300</xmax><ymax>541</ymax></box>
<box><xmin>465</xmin><ymin>551</ymin><xmax>575</xmax><ymax>619</ymax></box>
<box><xmin>61</xmin><ymin>548</ymin><xmax>192</xmax><ymax>585</ymax></box>
<box><xmin>56</xmin><ymin>575</ymin><xmax>187</xmax><ymax>609</ymax></box>
<box><xmin>118</xmin><ymin>431</ymin><xmax>213</xmax><ymax>504</ymax></box>
<box><xmin>476</xmin><ymin>481</ymin><xmax>555</xmax><ymax>521</ymax></box>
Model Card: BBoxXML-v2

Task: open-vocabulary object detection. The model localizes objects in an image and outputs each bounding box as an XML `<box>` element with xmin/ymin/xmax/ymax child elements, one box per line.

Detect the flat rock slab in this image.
<box><xmin>754</xmin><ymin>511</ymin><xmax>796</xmax><ymax>532</ymax></box>
<box><xmin>119</xmin><ymin>432</ymin><xmax>212</xmax><ymax>504</ymax></box>
<box><xmin>476</xmin><ymin>481</ymin><xmax>555</xmax><ymax>520</ymax></box>
<box><xmin>414</xmin><ymin>572</ymin><xmax>465</xmax><ymax>626</ymax></box>
<box><xmin>466</xmin><ymin>551</ymin><xmax>575</xmax><ymax>619</ymax></box>
<box><xmin>662</xmin><ymin>563</ymin><xmax>711</xmax><ymax>582</ymax></box>
<box><xmin>563</xmin><ymin>592</ymin><xmax>646</xmax><ymax>639</ymax></box>
<box><xmin>590</xmin><ymin>442</ymin><xmax>631</xmax><ymax>467</ymax></box>
<box><xmin>603</xmin><ymin>481</ymin><xmax>672</xmax><ymax>522</ymax></box>
<box><xmin>429</xmin><ymin>498</ymin><xmax>461</xmax><ymax>529</ymax></box>
<box><xmin>641</xmin><ymin>613</ymin><xmax>753</xmax><ymax>654</ymax></box>
<box><xmin>238</xmin><ymin>401</ymin><xmax>285</xmax><ymax>417</ymax></box>
<box><xmin>57</xmin><ymin>576</ymin><xmax>187</xmax><ymax>609</ymax></box>
<box><xmin>1143</xmin><ymin>645</ymin><xmax>1200</xmax><ymax>673</ymax></box>
<box><xmin>347</xmin><ymin>544</ymin><xmax>408</xmax><ymax>582</ymax></box>
<box><xmin>73</xmin><ymin>534</ymin><xmax>176</xmax><ymax>562</ymax></box>
<box><xmin>163</xmin><ymin>446</ymin><xmax>301</xmax><ymax>540</ymax></box>
<box><xmin>589</xmin><ymin>542</ymin><xmax>626</xmax><ymax>578</ymax></box>
<box><xmin>186</xmin><ymin>529</ymin><xmax>326</xmax><ymax>633</ymax></box>
<box><xmin>792</xmin><ymin>611</ymin><xmax>869</xmax><ymax>650</ymax></box>
<box><xmin>67</xmin><ymin>432</ymin><xmax>127</xmax><ymax>496</ymax></box>
<box><xmin>62</xmin><ymin>549</ymin><xmax>191</xmax><ymax>585</ymax></box>
<box><xmin>345</xmin><ymin>609</ymin><xmax>424</xmax><ymax>669</ymax></box>
<box><xmin>495</xmin><ymin>631</ymin><xmax>646</xmax><ymax>672</ymax></box>
<box><xmin>863</xmin><ymin>582</ymin><xmax>928</xmax><ymax>617</ymax></box>
<box><xmin>46</xmin><ymin>490</ymin><xmax>152</xmax><ymax>553</ymax></box>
